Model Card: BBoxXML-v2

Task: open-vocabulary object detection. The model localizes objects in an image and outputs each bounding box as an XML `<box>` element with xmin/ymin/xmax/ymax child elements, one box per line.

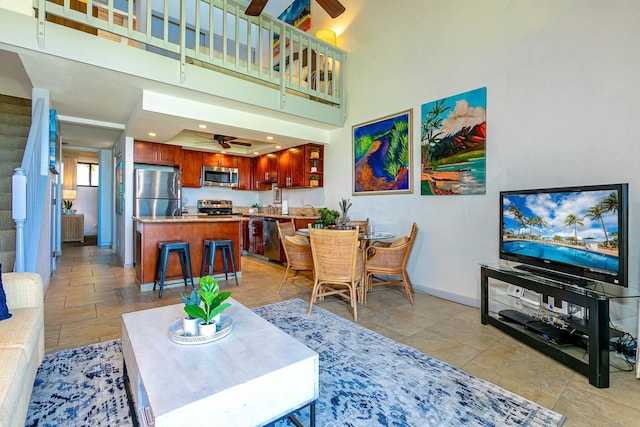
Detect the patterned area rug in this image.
<box><xmin>27</xmin><ymin>299</ymin><xmax>566</xmax><ymax>426</ymax></box>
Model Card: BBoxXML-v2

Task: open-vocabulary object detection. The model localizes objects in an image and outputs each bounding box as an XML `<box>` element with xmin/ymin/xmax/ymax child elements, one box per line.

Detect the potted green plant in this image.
<box><xmin>63</xmin><ymin>199</ymin><xmax>73</xmax><ymax>214</ymax></box>
<box><xmin>314</xmin><ymin>207</ymin><xmax>340</xmax><ymax>228</ymax></box>
<box><xmin>249</xmin><ymin>203</ymin><xmax>260</xmax><ymax>214</ymax></box>
<box><xmin>309</xmin><ymin>175</ymin><xmax>319</xmax><ymax>187</ymax></box>
<box><xmin>180</xmin><ymin>289</ymin><xmax>201</xmax><ymax>336</ymax></box>
<box><xmin>183</xmin><ymin>276</ymin><xmax>232</xmax><ymax>336</ymax></box>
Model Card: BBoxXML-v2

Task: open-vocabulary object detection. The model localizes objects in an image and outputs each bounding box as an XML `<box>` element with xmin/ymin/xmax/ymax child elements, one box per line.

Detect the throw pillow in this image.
<box><xmin>0</xmin><ymin>263</ymin><xmax>12</xmax><ymax>321</ymax></box>
<box><xmin>389</xmin><ymin>236</ymin><xmax>409</xmax><ymax>248</ymax></box>
<box><xmin>285</xmin><ymin>235</ymin><xmax>310</xmax><ymax>246</ymax></box>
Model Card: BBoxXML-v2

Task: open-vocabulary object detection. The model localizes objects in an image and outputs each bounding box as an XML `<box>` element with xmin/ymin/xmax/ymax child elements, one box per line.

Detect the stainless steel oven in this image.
<box><xmin>202</xmin><ymin>166</ymin><xmax>238</xmax><ymax>187</ymax></box>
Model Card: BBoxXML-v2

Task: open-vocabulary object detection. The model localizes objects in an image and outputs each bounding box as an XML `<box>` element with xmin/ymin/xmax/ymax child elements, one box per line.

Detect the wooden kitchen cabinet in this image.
<box><xmin>248</xmin><ymin>217</ymin><xmax>264</xmax><ymax>255</ymax></box>
<box><xmin>134</xmin><ymin>140</ymin><xmax>182</xmax><ymax>166</ymax></box>
<box><xmin>253</xmin><ymin>153</ymin><xmax>278</xmax><ymax>191</ymax></box>
<box><xmin>202</xmin><ymin>152</ymin><xmax>238</xmax><ymax>168</ymax></box>
<box><xmin>277</xmin><ymin>146</ymin><xmax>304</xmax><ymax>188</ymax></box>
<box><xmin>235</xmin><ymin>156</ymin><xmax>253</xmax><ymax>190</ymax></box>
<box><xmin>181</xmin><ymin>150</ymin><xmax>203</xmax><ymax>187</ymax></box>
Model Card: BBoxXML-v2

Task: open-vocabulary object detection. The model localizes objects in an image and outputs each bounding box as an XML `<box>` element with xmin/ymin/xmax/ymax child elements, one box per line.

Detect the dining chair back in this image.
<box><xmin>308</xmin><ymin>227</ymin><xmax>364</xmax><ymax>321</ymax></box>
<box><xmin>276</xmin><ymin>220</ymin><xmax>313</xmax><ymax>294</ymax></box>
<box><xmin>364</xmin><ymin>222</ymin><xmax>418</xmax><ymax>305</ymax></box>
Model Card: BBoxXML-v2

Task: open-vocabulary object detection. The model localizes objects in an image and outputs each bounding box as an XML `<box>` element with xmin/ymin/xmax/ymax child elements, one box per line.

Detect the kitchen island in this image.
<box><xmin>133</xmin><ymin>216</ymin><xmax>248</xmax><ymax>292</ymax></box>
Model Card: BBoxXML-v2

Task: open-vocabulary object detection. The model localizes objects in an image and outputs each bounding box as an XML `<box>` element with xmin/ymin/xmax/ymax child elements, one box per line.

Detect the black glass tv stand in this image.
<box><xmin>480</xmin><ymin>264</ymin><xmax>610</xmax><ymax>387</ymax></box>
<box><xmin>513</xmin><ymin>264</ymin><xmax>589</xmax><ymax>287</ymax></box>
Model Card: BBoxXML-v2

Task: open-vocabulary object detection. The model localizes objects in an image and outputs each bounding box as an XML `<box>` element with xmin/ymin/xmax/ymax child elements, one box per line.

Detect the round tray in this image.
<box><xmin>168</xmin><ymin>314</ymin><xmax>233</xmax><ymax>345</ymax></box>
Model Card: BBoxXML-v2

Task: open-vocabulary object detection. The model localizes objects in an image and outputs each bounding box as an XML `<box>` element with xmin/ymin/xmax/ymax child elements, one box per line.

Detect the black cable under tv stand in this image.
<box><xmin>481</xmin><ymin>265</ymin><xmax>610</xmax><ymax>388</ymax></box>
<box><xmin>513</xmin><ymin>264</ymin><xmax>589</xmax><ymax>287</ymax></box>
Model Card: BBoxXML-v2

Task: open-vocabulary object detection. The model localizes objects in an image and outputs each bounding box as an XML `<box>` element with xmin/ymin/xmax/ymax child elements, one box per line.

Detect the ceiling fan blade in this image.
<box><xmin>219</xmin><ymin>141</ymin><xmax>231</xmax><ymax>149</ymax></box>
<box><xmin>245</xmin><ymin>0</ymin><xmax>268</xmax><ymax>16</ymax></box>
<box><xmin>213</xmin><ymin>134</ymin><xmax>236</xmax><ymax>142</ymax></box>
<box><xmin>316</xmin><ymin>0</ymin><xmax>345</xmax><ymax>18</ymax></box>
<box><xmin>229</xmin><ymin>140</ymin><xmax>252</xmax><ymax>147</ymax></box>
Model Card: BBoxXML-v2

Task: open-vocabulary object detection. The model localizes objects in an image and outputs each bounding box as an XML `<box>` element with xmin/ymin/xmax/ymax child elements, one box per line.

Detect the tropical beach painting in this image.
<box><xmin>421</xmin><ymin>87</ymin><xmax>486</xmax><ymax>195</ymax></box>
<box><xmin>502</xmin><ymin>189</ymin><xmax>620</xmax><ymax>272</ymax></box>
<box><xmin>352</xmin><ymin>109</ymin><xmax>412</xmax><ymax>195</ymax></box>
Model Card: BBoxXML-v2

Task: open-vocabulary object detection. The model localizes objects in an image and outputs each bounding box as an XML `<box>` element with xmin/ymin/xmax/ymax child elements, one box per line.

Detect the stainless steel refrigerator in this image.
<box><xmin>134</xmin><ymin>168</ymin><xmax>182</xmax><ymax>217</ymax></box>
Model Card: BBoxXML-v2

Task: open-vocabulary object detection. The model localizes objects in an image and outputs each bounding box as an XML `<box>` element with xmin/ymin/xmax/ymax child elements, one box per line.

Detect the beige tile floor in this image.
<box><xmin>45</xmin><ymin>244</ymin><xmax>640</xmax><ymax>426</ymax></box>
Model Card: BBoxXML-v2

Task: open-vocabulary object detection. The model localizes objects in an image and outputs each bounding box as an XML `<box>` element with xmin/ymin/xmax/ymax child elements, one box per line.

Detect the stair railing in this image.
<box><xmin>12</xmin><ymin>95</ymin><xmax>49</xmax><ymax>273</ymax></box>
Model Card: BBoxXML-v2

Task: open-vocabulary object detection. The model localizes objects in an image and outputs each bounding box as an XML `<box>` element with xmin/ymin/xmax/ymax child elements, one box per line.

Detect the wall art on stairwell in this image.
<box><xmin>352</xmin><ymin>109</ymin><xmax>412</xmax><ymax>195</ymax></box>
<box><xmin>420</xmin><ymin>87</ymin><xmax>486</xmax><ymax>195</ymax></box>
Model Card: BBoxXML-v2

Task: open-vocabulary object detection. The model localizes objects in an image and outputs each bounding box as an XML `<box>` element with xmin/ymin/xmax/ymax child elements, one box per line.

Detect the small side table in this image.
<box><xmin>62</xmin><ymin>213</ymin><xmax>84</xmax><ymax>242</ymax></box>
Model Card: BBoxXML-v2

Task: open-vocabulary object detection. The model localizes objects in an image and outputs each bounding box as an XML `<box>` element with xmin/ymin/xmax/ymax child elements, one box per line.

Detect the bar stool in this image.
<box><xmin>154</xmin><ymin>240</ymin><xmax>195</xmax><ymax>298</ymax></box>
<box><xmin>200</xmin><ymin>239</ymin><xmax>239</xmax><ymax>286</ymax></box>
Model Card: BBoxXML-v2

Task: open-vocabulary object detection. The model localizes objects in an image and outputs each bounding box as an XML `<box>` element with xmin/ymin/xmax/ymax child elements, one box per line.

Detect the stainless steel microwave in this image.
<box><xmin>202</xmin><ymin>166</ymin><xmax>238</xmax><ymax>187</ymax></box>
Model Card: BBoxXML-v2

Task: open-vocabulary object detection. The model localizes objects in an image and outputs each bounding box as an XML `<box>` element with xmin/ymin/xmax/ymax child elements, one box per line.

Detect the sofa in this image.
<box><xmin>0</xmin><ymin>272</ymin><xmax>44</xmax><ymax>427</ymax></box>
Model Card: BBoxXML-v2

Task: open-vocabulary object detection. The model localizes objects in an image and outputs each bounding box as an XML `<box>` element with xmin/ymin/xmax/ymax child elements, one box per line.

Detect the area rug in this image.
<box><xmin>27</xmin><ymin>299</ymin><xmax>566</xmax><ymax>426</ymax></box>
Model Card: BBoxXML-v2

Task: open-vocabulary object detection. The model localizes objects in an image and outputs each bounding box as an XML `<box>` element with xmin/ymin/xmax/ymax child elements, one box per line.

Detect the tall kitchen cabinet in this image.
<box><xmin>181</xmin><ymin>150</ymin><xmax>203</xmax><ymax>187</ymax></box>
<box><xmin>253</xmin><ymin>153</ymin><xmax>278</xmax><ymax>191</ymax></box>
<box><xmin>134</xmin><ymin>140</ymin><xmax>182</xmax><ymax>166</ymax></box>
<box><xmin>277</xmin><ymin>146</ymin><xmax>304</xmax><ymax>188</ymax></box>
<box><xmin>236</xmin><ymin>156</ymin><xmax>253</xmax><ymax>190</ymax></box>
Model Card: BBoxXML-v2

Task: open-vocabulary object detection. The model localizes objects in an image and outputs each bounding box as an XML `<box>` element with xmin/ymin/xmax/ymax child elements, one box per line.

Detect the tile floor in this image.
<box><xmin>45</xmin><ymin>244</ymin><xmax>640</xmax><ymax>426</ymax></box>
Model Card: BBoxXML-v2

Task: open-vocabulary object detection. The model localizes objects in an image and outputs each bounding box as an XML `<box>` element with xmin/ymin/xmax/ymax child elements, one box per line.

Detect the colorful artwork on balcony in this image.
<box><xmin>274</xmin><ymin>0</ymin><xmax>311</xmax><ymax>60</ymax></box>
<box><xmin>420</xmin><ymin>87</ymin><xmax>487</xmax><ymax>196</ymax></box>
<box><xmin>352</xmin><ymin>109</ymin><xmax>413</xmax><ymax>195</ymax></box>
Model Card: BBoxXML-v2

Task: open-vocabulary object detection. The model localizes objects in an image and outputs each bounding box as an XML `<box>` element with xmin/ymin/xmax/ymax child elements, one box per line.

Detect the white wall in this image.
<box><xmin>315</xmin><ymin>0</ymin><xmax>640</xmax><ymax>329</ymax></box>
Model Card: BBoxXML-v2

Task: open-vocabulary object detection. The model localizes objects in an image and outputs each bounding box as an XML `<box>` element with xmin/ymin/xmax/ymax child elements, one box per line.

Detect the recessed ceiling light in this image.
<box><xmin>148</xmin><ymin>132</ymin><xmax>157</xmax><ymax>137</ymax></box>
<box><xmin>253</xmin><ymin>151</ymin><xmax>259</xmax><ymax>155</ymax></box>
<box><xmin>198</xmin><ymin>124</ymin><xmax>207</xmax><ymax>129</ymax></box>
<box><xmin>275</xmin><ymin>145</ymin><xmax>282</xmax><ymax>149</ymax></box>
<box><xmin>266</xmin><ymin>136</ymin><xmax>274</xmax><ymax>140</ymax></box>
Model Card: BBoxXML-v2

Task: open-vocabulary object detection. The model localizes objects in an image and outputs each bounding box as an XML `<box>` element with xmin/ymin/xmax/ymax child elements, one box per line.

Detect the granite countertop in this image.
<box><xmin>243</xmin><ymin>213</ymin><xmax>319</xmax><ymax>220</ymax></box>
<box><xmin>133</xmin><ymin>216</ymin><xmax>249</xmax><ymax>223</ymax></box>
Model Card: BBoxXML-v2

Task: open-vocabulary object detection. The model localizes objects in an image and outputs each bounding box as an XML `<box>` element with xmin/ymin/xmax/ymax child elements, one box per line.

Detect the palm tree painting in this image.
<box><xmin>420</xmin><ymin>87</ymin><xmax>486</xmax><ymax>195</ymax></box>
<box><xmin>352</xmin><ymin>109</ymin><xmax>412</xmax><ymax>195</ymax></box>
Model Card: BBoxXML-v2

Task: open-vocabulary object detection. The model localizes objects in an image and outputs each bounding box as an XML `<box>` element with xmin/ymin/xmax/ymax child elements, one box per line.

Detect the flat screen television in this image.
<box><xmin>500</xmin><ymin>183</ymin><xmax>628</xmax><ymax>287</ymax></box>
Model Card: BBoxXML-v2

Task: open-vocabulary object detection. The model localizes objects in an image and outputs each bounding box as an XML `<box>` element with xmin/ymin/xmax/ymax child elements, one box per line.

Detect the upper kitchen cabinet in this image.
<box><xmin>134</xmin><ymin>140</ymin><xmax>182</xmax><ymax>166</ymax></box>
<box><xmin>254</xmin><ymin>153</ymin><xmax>278</xmax><ymax>191</ymax></box>
<box><xmin>277</xmin><ymin>146</ymin><xmax>304</xmax><ymax>188</ymax></box>
<box><xmin>181</xmin><ymin>150</ymin><xmax>203</xmax><ymax>187</ymax></box>
<box><xmin>235</xmin><ymin>156</ymin><xmax>253</xmax><ymax>191</ymax></box>
<box><xmin>202</xmin><ymin>152</ymin><xmax>238</xmax><ymax>168</ymax></box>
<box><xmin>304</xmin><ymin>144</ymin><xmax>324</xmax><ymax>187</ymax></box>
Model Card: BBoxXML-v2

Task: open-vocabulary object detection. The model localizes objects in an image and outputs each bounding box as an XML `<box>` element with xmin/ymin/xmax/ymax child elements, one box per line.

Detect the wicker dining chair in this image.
<box><xmin>363</xmin><ymin>222</ymin><xmax>418</xmax><ymax>306</ymax></box>
<box><xmin>308</xmin><ymin>227</ymin><xmax>364</xmax><ymax>322</ymax></box>
<box><xmin>276</xmin><ymin>220</ymin><xmax>313</xmax><ymax>294</ymax></box>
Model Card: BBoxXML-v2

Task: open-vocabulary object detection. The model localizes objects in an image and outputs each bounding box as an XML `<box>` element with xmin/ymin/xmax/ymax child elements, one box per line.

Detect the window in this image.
<box><xmin>77</xmin><ymin>162</ymin><xmax>99</xmax><ymax>187</ymax></box>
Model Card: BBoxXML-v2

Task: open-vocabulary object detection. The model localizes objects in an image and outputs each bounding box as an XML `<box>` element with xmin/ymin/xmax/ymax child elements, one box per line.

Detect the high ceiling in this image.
<box><xmin>0</xmin><ymin>0</ymin><xmax>329</xmax><ymax>157</ymax></box>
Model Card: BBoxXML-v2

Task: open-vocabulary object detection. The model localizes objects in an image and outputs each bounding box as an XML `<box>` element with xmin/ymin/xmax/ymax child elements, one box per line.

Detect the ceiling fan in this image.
<box><xmin>245</xmin><ymin>0</ymin><xmax>345</xmax><ymax>19</ymax></box>
<box><xmin>209</xmin><ymin>134</ymin><xmax>252</xmax><ymax>149</ymax></box>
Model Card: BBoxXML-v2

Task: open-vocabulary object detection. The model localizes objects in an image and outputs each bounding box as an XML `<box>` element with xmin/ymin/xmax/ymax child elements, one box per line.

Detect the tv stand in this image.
<box><xmin>481</xmin><ymin>265</ymin><xmax>610</xmax><ymax>388</ymax></box>
<box><xmin>513</xmin><ymin>264</ymin><xmax>589</xmax><ymax>287</ymax></box>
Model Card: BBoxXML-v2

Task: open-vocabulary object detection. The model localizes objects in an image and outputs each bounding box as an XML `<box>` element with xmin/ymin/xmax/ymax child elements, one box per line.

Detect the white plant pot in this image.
<box><xmin>199</xmin><ymin>321</ymin><xmax>217</xmax><ymax>336</ymax></box>
<box><xmin>182</xmin><ymin>316</ymin><xmax>201</xmax><ymax>336</ymax></box>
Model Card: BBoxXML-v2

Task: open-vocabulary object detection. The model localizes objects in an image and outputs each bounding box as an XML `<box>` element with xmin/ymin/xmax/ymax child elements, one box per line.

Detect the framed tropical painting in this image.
<box><xmin>352</xmin><ymin>109</ymin><xmax>412</xmax><ymax>195</ymax></box>
<box><xmin>420</xmin><ymin>87</ymin><xmax>486</xmax><ymax>195</ymax></box>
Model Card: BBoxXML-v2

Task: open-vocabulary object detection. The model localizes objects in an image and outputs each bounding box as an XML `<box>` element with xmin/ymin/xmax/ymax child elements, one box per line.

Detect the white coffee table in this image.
<box><xmin>121</xmin><ymin>298</ymin><xmax>319</xmax><ymax>426</ymax></box>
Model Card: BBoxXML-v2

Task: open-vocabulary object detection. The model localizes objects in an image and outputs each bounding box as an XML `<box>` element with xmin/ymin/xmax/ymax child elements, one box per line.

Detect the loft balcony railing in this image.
<box><xmin>34</xmin><ymin>0</ymin><xmax>346</xmax><ymax>119</ymax></box>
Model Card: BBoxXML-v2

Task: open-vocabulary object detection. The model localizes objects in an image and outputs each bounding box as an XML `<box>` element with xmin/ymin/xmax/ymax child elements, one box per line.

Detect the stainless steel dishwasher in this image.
<box><xmin>263</xmin><ymin>217</ymin><xmax>281</xmax><ymax>261</ymax></box>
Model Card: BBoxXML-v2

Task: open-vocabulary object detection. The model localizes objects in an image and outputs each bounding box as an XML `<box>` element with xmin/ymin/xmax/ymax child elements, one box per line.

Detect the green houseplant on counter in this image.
<box><xmin>183</xmin><ymin>276</ymin><xmax>231</xmax><ymax>336</ymax></box>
